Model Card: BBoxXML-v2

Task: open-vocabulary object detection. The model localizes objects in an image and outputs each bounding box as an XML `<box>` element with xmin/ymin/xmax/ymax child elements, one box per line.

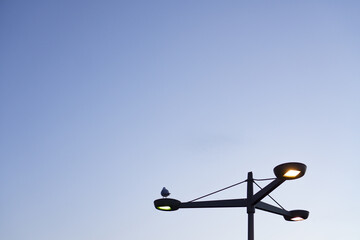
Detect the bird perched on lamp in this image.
<box><xmin>161</xmin><ymin>187</ymin><xmax>170</xmax><ymax>197</ymax></box>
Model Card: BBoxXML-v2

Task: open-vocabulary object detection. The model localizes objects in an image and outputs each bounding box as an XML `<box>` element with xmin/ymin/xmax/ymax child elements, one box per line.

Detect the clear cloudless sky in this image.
<box><xmin>1</xmin><ymin>1</ymin><xmax>359</xmax><ymax>240</ymax></box>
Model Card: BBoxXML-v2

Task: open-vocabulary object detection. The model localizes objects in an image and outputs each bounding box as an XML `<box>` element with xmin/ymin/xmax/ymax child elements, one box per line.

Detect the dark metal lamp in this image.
<box><xmin>153</xmin><ymin>162</ymin><xmax>309</xmax><ymax>240</ymax></box>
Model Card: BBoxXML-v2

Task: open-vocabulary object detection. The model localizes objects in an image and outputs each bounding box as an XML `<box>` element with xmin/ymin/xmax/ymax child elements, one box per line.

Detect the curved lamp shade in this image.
<box><xmin>284</xmin><ymin>210</ymin><xmax>309</xmax><ymax>221</ymax></box>
<box><xmin>274</xmin><ymin>162</ymin><xmax>307</xmax><ymax>180</ymax></box>
<box><xmin>154</xmin><ymin>198</ymin><xmax>181</xmax><ymax>211</ymax></box>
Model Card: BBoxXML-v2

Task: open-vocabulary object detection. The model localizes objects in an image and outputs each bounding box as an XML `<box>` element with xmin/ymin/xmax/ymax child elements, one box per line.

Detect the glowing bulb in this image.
<box><xmin>291</xmin><ymin>217</ymin><xmax>304</xmax><ymax>221</ymax></box>
<box><xmin>157</xmin><ymin>206</ymin><xmax>171</xmax><ymax>211</ymax></box>
<box><xmin>283</xmin><ymin>169</ymin><xmax>301</xmax><ymax>178</ymax></box>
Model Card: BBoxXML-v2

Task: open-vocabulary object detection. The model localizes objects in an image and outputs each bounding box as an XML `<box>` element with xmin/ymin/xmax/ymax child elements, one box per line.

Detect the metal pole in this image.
<box><xmin>247</xmin><ymin>172</ymin><xmax>255</xmax><ymax>240</ymax></box>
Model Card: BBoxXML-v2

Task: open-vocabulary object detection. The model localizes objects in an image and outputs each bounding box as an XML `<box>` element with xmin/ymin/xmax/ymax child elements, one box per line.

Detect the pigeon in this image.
<box><xmin>161</xmin><ymin>187</ymin><xmax>170</xmax><ymax>198</ymax></box>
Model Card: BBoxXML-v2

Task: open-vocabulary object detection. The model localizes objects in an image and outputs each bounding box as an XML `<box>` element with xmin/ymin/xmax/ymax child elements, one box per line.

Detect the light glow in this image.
<box><xmin>157</xmin><ymin>206</ymin><xmax>171</xmax><ymax>211</ymax></box>
<box><xmin>283</xmin><ymin>169</ymin><xmax>301</xmax><ymax>178</ymax></box>
<box><xmin>291</xmin><ymin>217</ymin><xmax>304</xmax><ymax>221</ymax></box>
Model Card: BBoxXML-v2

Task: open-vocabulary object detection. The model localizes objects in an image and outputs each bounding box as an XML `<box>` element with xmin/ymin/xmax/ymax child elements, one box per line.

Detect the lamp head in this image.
<box><xmin>284</xmin><ymin>210</ymin><xmax>309</xmax><ymax>221</ymax></box>
<box><xmin>274</xmin><ymin>162</ymin><xmax>307</xmax><ymax>180</ymax></box>
<box><xmin>154</xmin><ymin>198</ymin><xmax>181</xmax><ymax>211</ymax></box>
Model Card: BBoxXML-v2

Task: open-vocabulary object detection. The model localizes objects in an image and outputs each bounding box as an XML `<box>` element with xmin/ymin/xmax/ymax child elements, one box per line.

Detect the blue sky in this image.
<box><xmin>1</xmin><ymin>1</ymin><xmax>359</xmax><ymax>239</ymax></box>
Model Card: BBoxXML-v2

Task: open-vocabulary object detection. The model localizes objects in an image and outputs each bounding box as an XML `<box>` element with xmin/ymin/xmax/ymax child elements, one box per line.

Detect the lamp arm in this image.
<box><xmin>180</xmin><ymin>198</ymin><xmax>247</xmax><ymax>209</ymax></box>
<box><xmin>251</xmin><ymin>178</ymin><xmax>285</xmax><ymax>205</ymax></box>
<box><xmin>255</xmin><ymin>201</ymin><xmax>290</xmax><ymax>217</ymax></box>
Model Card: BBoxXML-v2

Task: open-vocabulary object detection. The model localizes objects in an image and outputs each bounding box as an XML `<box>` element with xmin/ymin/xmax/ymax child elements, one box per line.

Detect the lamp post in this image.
<box><xmin>154</xmin><ymin>162</ymin><xmax>309</xmax><ymax>240</ymax></box>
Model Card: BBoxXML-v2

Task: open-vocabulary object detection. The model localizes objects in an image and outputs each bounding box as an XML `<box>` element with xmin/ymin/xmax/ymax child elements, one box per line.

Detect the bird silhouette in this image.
<box><xmin>161</xmin><ymin>187</ymin><xmax>170</xmax><ymax>197</ymax></box>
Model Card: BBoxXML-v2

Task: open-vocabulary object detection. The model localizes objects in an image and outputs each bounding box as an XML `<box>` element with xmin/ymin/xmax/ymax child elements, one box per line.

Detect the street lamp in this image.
<box><xmin>154</xmin><ymin>162</ymin><xmax>309</xmax><ymax>240</ymax></box>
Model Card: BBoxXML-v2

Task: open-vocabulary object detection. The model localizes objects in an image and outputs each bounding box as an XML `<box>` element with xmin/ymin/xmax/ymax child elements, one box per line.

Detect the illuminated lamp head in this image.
<box><xmin>274</xmin><ymin>162</ymin><xmax>307</xmax><ymax>180</ymax></box>
<box><xmin>284</xmin><ymin>210</ymin><xmax>309</xmax><ymax>221</ymax></box>
<box><xmin>154</xmin><ymin>198</ymin><xmax>181</xmax><ymax>211</ymax></box>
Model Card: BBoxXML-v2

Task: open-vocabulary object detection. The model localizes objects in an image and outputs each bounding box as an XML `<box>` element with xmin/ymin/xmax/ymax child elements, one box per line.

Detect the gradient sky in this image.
<box><xmin>1</xmin><ymin>1</ymin><xmax>359</xmax><ymax>240</ymax></box>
